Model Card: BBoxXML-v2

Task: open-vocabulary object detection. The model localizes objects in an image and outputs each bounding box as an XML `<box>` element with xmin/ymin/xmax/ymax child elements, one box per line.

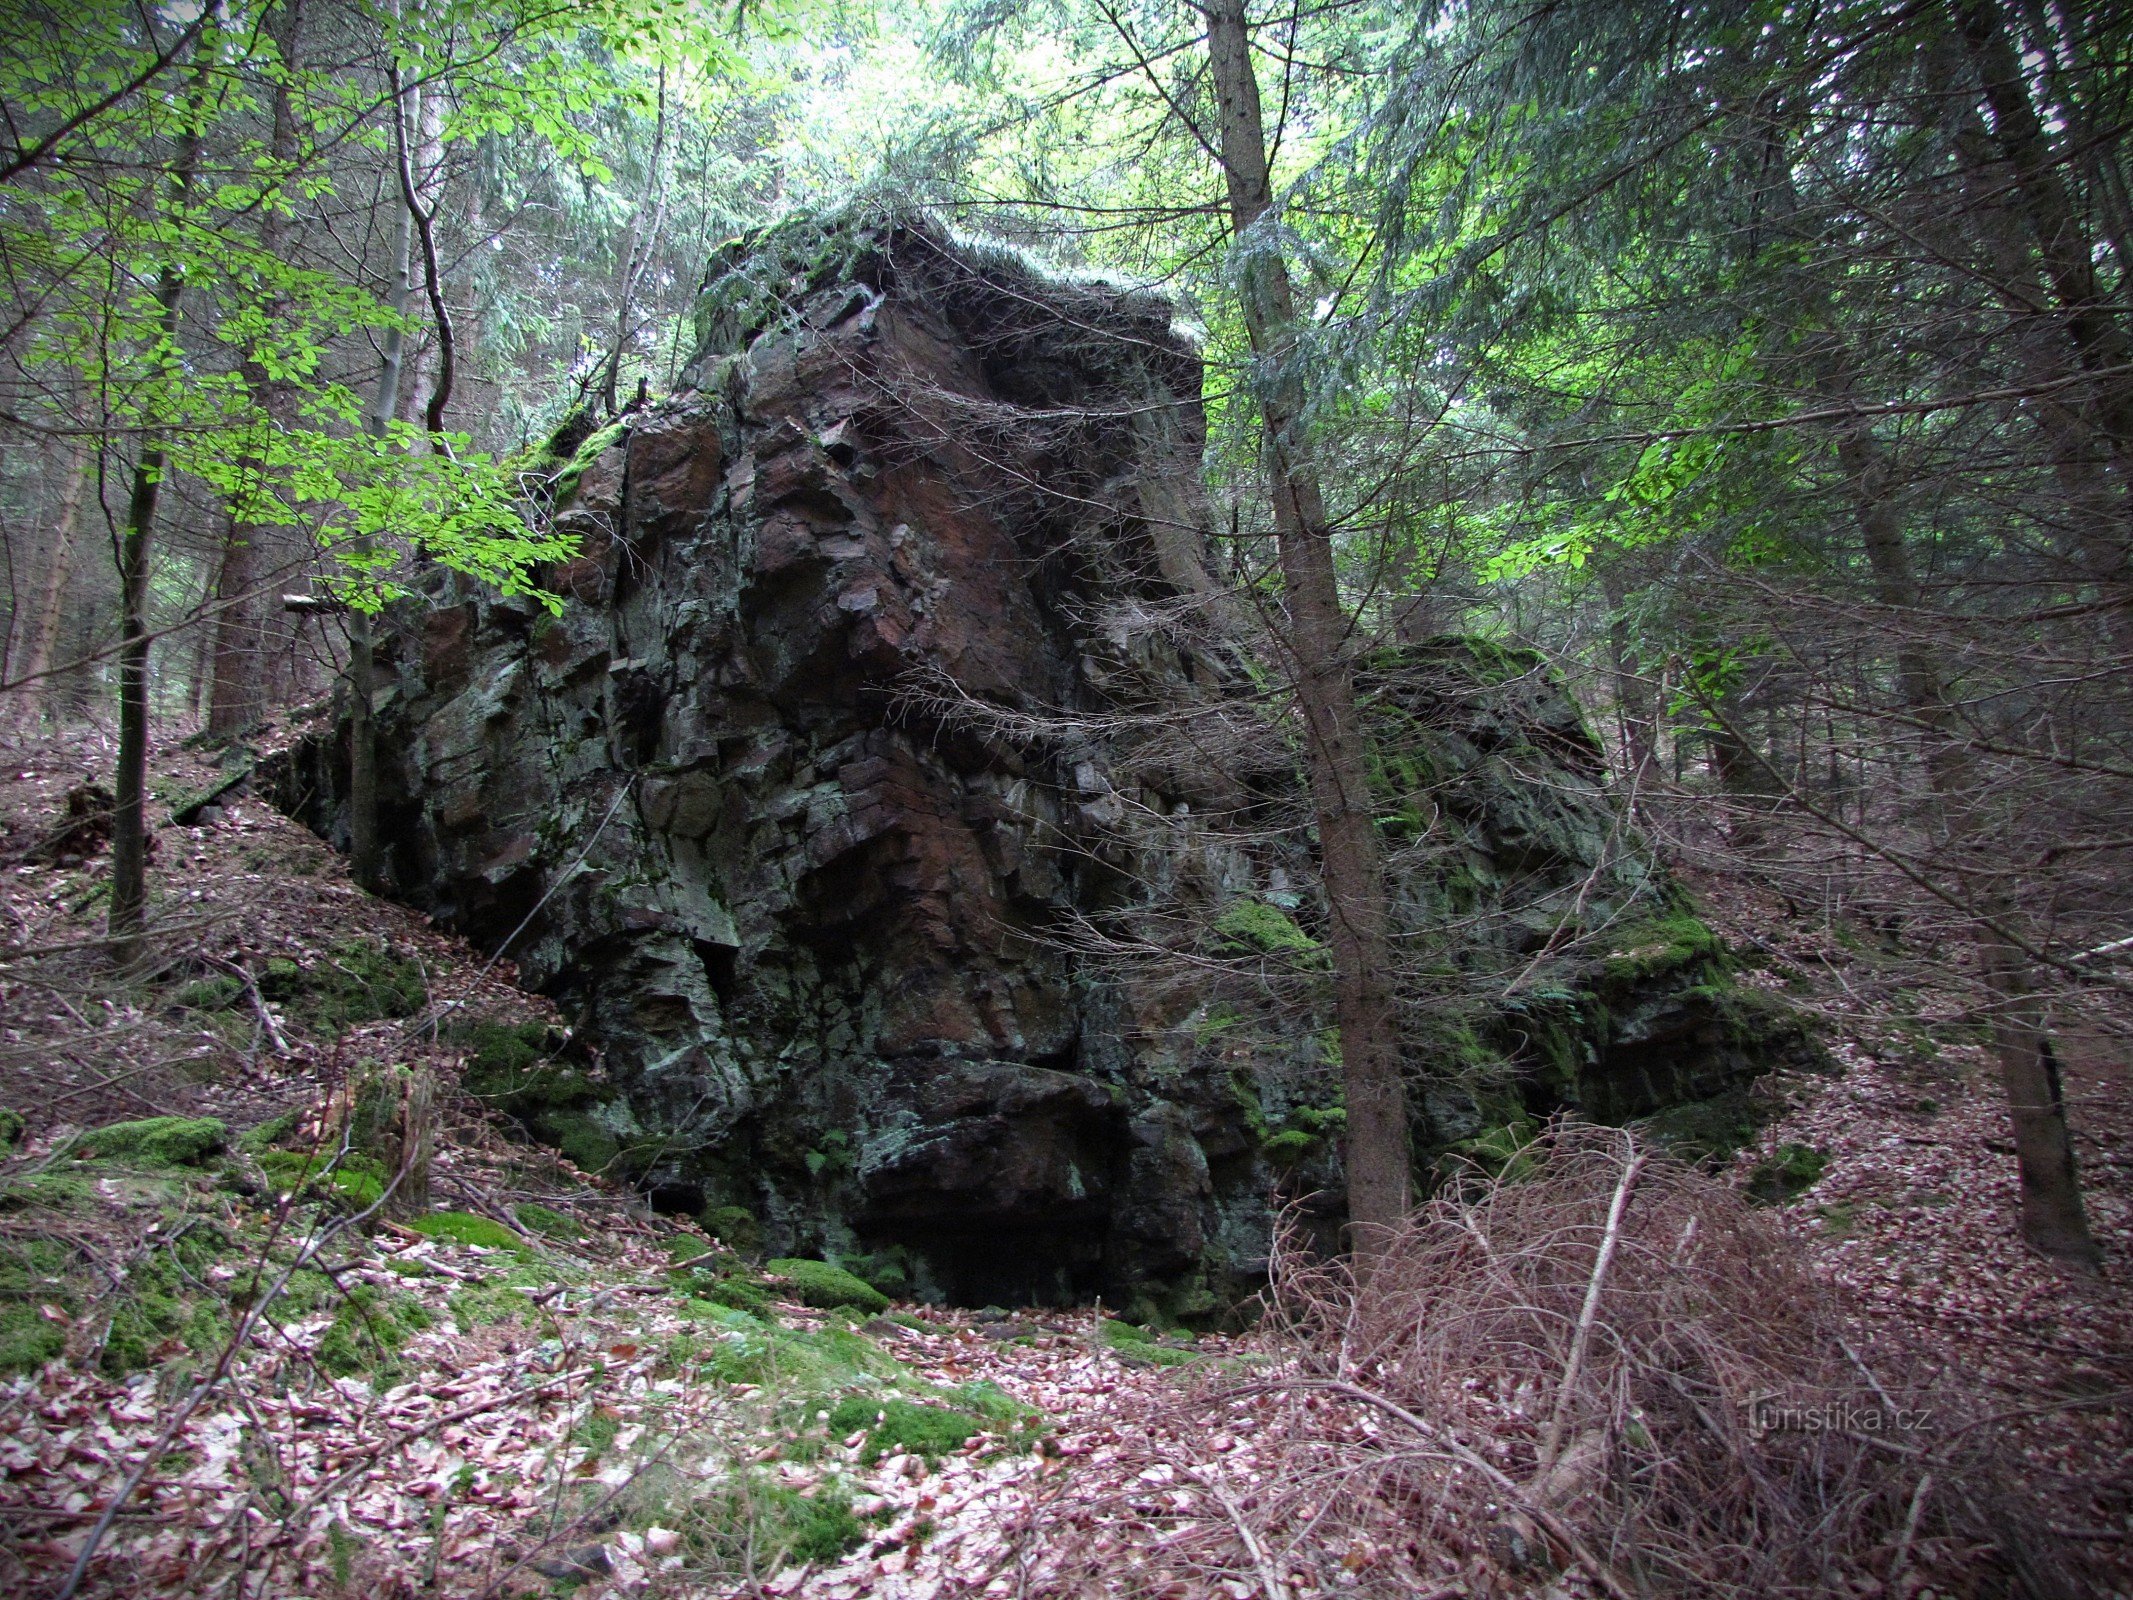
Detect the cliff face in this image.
<box><xmin>274</xmin><ymin>213</ymin><xmax>1806</xmax><ymax>1314</ymax></box>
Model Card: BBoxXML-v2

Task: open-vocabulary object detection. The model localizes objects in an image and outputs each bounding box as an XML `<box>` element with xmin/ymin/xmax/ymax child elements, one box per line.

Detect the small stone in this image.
<box><xmin>531</xmin><ymin>1544</ymin><xmax>612</xmax><ymax>1580</ymax></box>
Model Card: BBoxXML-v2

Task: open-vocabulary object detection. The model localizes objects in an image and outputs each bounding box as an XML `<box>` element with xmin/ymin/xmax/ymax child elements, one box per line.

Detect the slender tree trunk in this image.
<box><xmin>7</xmin><ymin>437</ymin><xmax>89</xmax><ymax>731</ymax></box>
<box><xmin>110</xmin><ymin>316</ymin><xmax>182</xmax><ymax>961</ymax></box>
<box><xmin>1203</xmin><ymin>0</ymin><xmax>1409</xmax><ymax>1249</ymax></box>
<box><xmin>598</xmin><ymin>66</ymin><xmax>667</xmax><ymax>419</ymax></box>
<box><xmin>109</xmin><ymin>43</ymin><xmax>213</xmax><ymax>959</ymax></box>
<box><xmin>1842</xmin><ymin>418</ymin><xmax>2102</xmax><ymax>1272</ymax></box>
<box><xmin>350</xmin><ymin>86</ymin><xmax>418</xmax><ymax>891</ymax></box>
<box><xmin>1955</xmin><ymin>0</ymin><xmax>2133</xmax><ymax>485</ymax></box>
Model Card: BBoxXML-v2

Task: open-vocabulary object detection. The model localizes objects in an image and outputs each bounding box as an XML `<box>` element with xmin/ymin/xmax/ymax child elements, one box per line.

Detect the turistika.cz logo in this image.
<box><xmin>1745</xmin><ymin>1393</ymin><xmax>1934</xmax><ymax>1439</ymax></box>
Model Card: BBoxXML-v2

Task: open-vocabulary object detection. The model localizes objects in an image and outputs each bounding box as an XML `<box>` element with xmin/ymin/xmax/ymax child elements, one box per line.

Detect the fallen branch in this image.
<box><xmin>1537</xmin><ymin>1147</ymin><xmax>1646</xmax><ymax>1471</ymax></box>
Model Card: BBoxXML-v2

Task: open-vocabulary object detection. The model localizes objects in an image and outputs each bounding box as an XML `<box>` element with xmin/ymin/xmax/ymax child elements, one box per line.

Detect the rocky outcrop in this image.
<box><xmin>273</xmin><ymin>211</ymin><xmax>1809</xmax><ymax>1314</ymax></box>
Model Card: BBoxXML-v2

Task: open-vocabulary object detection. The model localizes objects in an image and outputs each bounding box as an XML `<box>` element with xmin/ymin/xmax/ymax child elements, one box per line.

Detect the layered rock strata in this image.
<box><xmin>274</xmin><ymin>213</ymin><xmax>1806</xmax><ymax>1312</ymax></box>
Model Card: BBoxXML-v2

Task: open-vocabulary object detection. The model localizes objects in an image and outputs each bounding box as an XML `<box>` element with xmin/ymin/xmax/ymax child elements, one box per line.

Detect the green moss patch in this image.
<box><xmin>101</xmin><ymin>1232</ymin><xmax>231</xmax><ymax>1375</ymax></box>
<box><xmin>698</xmin><ymin>1203</ymin><xmax>761</xmax><ymax>1255</ymax></box>
<box><xmin>409</xmin><ymin>1211</ymin><xmax>525</xmax><ymax>1252</ymax></box>
<box><xmin>826</xmin><ymin>1395</ymin><xmax>986</xmax><ymax>1462</ymax></box>
<box><xmin>1746</xmin><ymin>1142</ymin><xmax>1829</xmax><ymax>1204</ymax></box>
<box><xmin>0</xmin><ymin>1238</ymin><xmax>75</xmax><ymax>1373</ymax></box>
<box><xmin>257</xmin><ymin>943</ymin><xmax>426</xmax><ymax>1033</ymax></box>
<box><xmin>764</xmin><ymin>1259</ymin><xmax>888</xmax><ymax>1314</ymax></box>
<box><xmin>316</xmin><ymin>1283</ymin><xmax>432</xmax><ymax>1376</ymax></box>
<box><xmin>679</xmin><ymin>1471</ymin><xmax>865</xmax><ymax>1568</ymax></box>
<box><xmin>68</xmin><ymin>1116</ymin><xmax>227</xmax><ymax>1166</ymax></box>
<box><xmin>1097</xmin><ymin>1318</ymin><xmax>1198</xmax><ymax>1367</ymax></box>
<box><xmin>513</xmin><ymin>1202</ymin><xmax>582</xmax><ymax>1240</ymax></box>
<box><xmin>255</xmin><ymin>1149</ymin><xmax>387</xmax><ymax>1209</ymax></box>
<box><xmin>1597</xmin><ymin>912</ymin><xmax>1725</xmax><ymax>988</ymax></box>
<box><xmin>1213</xmin><ymin>900</ymin><xmax>1327</xmax><ymax>966</ymax></box>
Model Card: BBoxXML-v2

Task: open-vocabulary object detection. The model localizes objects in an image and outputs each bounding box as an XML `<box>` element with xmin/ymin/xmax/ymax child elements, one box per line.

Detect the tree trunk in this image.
<box><xmin>349</xmin><ymin>81</ymin><xmax>420</xmax><ymax>892</ymax></box>
<box><xmin>6</xmin><ymin>437</ymin><xmax>89</xmax><ymax>731</ymax></box>
<box><xmin>109</xmin><ymin>54</ymin><xmax>212</xmax><ymax>959</ymax></box>
<box><xmin>1954</xmin><ymin>0</ymin><xmax>2133</xmax><ymax>488</ymax></box>
<box><xmin>110</xmin><ymin>338</ymin><xmax>179</xmax><ymax>962</ymax></box>
<box><xmin>1203</xmin><ymin>0</ymin><xmax>1410</xmax><ymax>1250</ymax></box>
<box><xmin>1842</xmin><ymin>414</ymin><xmax>2102</xmax><ymax>1273</ymax></box>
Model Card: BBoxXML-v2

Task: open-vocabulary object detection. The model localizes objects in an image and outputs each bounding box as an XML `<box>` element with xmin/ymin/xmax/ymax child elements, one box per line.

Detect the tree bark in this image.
<box><xmin>348</xmin><ymin>80</ymin><xmax>420</xmax><ymax>892</ymax></box>
<box><xmin>6</xmin><ymin>437</ymin><xmax>89</xmax><ymax>731</ymax></box>
<box><xmin>110</xmin><ymin>275</ymin><xmax>188</xmax><ymax>962</ymax></box>
<box><xmin>1202</xmin><ymin>0</ymin><xmax>1410</xmax><ymax>1250</ymax></box>
<box><xmin>109</xmin><ymin>38</ymin><xmax>214</xmax><ymax>960</ymax></box>
<box><xmin>1840</xmin><ymin>416</ymin><xmax>2102</xmax><ymax>1272</ymax></box>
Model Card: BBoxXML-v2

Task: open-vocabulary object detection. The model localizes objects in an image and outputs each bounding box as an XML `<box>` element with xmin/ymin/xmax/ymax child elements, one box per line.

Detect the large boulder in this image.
<box><xmin>273</xmin><ymin>210</ymin><xmax>1810</xmax><ymax>1312</ymax></box>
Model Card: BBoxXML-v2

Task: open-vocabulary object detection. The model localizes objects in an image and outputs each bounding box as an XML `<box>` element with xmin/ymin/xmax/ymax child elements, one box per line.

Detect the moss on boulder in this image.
<box><xmin>764</xmin><ymin>1258</ymin><xmax>889</xmax><ymax>1313</ymax></box>
<box><xmin>70</xmin><ymin>1117</ymin><xmax>227</xmax><ymax>1166</ymax></box>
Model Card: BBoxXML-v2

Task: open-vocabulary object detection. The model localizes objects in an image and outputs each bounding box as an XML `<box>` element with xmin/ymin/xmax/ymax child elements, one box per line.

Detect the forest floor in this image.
<box><xmin>0</xmin><ymin>724</ymin><xmax>2127</xmax><ymax>1599</ymax></box>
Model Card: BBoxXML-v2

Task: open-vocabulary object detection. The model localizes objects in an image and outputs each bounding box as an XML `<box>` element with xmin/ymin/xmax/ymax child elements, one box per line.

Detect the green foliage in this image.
<box><xmin>68</xmin><ymin>1117</ymin><xmax>227</xmax><ymax>1167</ymax></box>
<box><xmin>764</xmin><ymin>1259</ymin><xmax>889</xmax><ymax>1314</ymax></box>
<box><xmin>0</xmin><ymin>1109</ymin><xmax>24</xmax><ymax>1154</ymax></box>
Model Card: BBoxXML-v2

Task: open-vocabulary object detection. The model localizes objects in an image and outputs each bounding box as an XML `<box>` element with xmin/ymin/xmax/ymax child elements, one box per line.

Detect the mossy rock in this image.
<box><xmin>237</xmin><ymin>1110</ymin><xmax>301</xmax><ymax>1156</ymax></box>
<box><xmin>254</xmin><ymin>1150</ymin><xmax>386</xmax><ymax>1209</ymax></box>
<box><xmin>1635</xmin><ymin>1087</ymin><xmax>1766</xmax><ymax>1164</ymax></box>
<box><xmin>1096</xmin><ymin>1318</ymin><xmax>1198</xmax><ymax>1367</ymax></box>
<box><xmin>1596</xmin><ymin>912</ymin><xmax>1725</xmax><ymax>989</ymax></box>
<box><xmin>69</xmin><ymin>1117</ymin><xmax>227</xmax><ymax>1167</ymax></box>
<box><xmin>1746</xmin><ymin>1142</ymin><xmax>1829</xmax><ymax>1204</ymax></box>
<box><xmin>451</xmin><ymin>1017</ymin><xmax>590</xmax><ymax>1108</ymax></box>
<box><xmin>171</xmin><ymin>975</ymin><xmax>244</xmax><ymax>1012</ymax></box>
<box><xmin>698</xmin><ymin>1203</ymin><xmax>762</xmax><ymax>1255</ymax></box>
<box><xmin>764</xmin><ymin>1259</ymin><xmax>889</xmax><ymax>1314</ymax></box>
<box><xmin>410</xmin><ymin>1211</ymin><xmax>526</xmax><ymax>1252</ymax></box>
<box><xmin>513</xmin><ymin>1202</ymin><xmax>582</xmax><ymax>1241</ymax></box>
<box><xmin>1212</xmin><ymin>900</ymin><xmax>1326</xmax><ymax>966</ymax></box>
